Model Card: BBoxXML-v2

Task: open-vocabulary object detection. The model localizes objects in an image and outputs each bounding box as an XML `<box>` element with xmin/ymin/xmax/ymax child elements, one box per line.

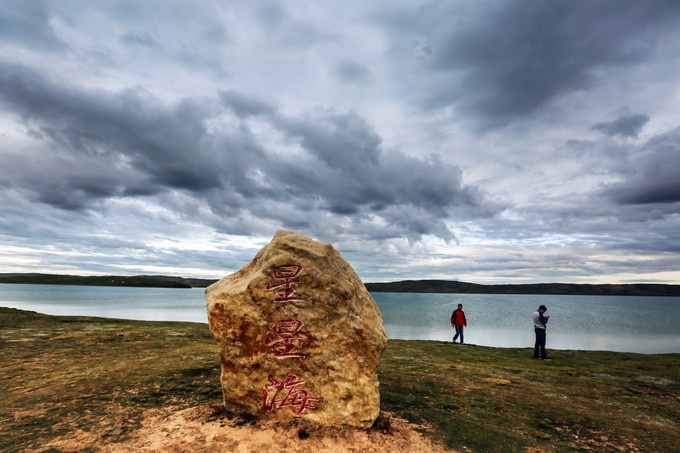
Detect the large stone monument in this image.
<box><xmin>205</xmin><ymin>230</ymin><xmax>387</xmax><ymax>428</ymax></box>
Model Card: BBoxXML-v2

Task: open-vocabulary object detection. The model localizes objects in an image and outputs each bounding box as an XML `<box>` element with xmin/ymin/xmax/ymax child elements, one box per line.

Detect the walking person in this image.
<box><xmin>450</xmin><ymin>303</ymin><xmax>467</xmax><ymax>344</ymax></box>
<box><xmin>533</xmin><ymin>305</ymin><xmax>551</xmax><ymax>360</ymax></box>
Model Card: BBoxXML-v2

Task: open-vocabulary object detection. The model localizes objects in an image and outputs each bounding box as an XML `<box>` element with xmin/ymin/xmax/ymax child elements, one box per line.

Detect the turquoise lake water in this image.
<box><xmin>1</xmin><ymin>284</ymin><xmax>679</xmax><ymax>354</ymax></box>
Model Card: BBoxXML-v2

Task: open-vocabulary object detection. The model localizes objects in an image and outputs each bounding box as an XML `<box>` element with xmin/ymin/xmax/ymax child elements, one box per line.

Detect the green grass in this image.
<box><xmin>1</xmin><ymin>307</ymin><xmax>678</xmax><ymax>452</ymax></box>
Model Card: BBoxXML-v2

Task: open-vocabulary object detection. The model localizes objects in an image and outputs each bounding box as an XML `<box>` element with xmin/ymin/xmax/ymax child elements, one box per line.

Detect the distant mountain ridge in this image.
<box><xmin>1</xmin><ymin>274</ymin><xmax>679</xmax><ymax>296</ymax></box>
<box><xmin>364</xmin><ymin>279</ymin><xmax>680</xmax><ymax>296</ymax></box>
<box><xmin>0</xmin><ymin>273</ymin><xmax>217</xmax><ymax>288</ymax></box>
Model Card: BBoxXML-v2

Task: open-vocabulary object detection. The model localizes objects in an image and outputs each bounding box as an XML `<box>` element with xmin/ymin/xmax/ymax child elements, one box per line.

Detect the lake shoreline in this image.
<box><xmin>3</xmin><ymin>303</ymin><xmax>676</xmax><ymax>355</ymax></box>
<box><xmin>4</xmin><ymin>274</ymin><xmax>680</xmax><ymax>296</ymax></box>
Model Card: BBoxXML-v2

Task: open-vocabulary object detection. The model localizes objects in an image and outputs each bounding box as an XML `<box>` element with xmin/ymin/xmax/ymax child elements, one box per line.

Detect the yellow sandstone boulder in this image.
<box><xmin>206</xmin><ymin>230</ymin><xmax>387</xmax><ymax>427</ymax></box>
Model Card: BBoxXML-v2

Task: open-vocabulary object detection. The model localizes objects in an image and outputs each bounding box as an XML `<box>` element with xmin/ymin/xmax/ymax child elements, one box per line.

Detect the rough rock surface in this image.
<box><xmin>206</xmin><ymin>230</ymin><xmax>387</xmax><ymax>428</ymax></box>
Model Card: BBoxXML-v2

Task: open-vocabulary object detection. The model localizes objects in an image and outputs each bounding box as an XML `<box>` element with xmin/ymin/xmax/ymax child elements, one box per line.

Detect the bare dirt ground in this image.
<box><xmin>46</xmin><ymin>405</ymin><xmax>453</xmax><ymax>453</ymax></box>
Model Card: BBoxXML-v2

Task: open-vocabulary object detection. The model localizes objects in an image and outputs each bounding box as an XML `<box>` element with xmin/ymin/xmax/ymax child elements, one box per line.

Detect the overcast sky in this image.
<box><xmin>1</xmin><ymin>0</ymin><xmax>679</xmax><ymax>284</ymax></box>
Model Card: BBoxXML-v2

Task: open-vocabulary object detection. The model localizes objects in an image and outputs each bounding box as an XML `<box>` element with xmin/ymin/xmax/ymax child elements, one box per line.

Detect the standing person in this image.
<box><xmin>450</xmin><ymin>303</ymin><xmax>467</xmax><ymax>344</ymax></box>
<box><xmin>533</xmin><ymin>305</ymin><xmax>551</xmax><ymax>360</ymax></box>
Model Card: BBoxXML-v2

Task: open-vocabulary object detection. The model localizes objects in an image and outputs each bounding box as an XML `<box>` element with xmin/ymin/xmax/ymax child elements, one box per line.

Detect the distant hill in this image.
<box><xmin>0</xmin><ymin>273</ymin><xmax>218</xmax><ymax>289</ymax></box>
<box><xmin>2</xmin><ymin>274</ymin><xmax>679</xmax><ymax>296</ymax></box>
<box><xmin>364</xmin><ymin>279</ymin><xmax>680</xmax><ymax>296</ymax></box>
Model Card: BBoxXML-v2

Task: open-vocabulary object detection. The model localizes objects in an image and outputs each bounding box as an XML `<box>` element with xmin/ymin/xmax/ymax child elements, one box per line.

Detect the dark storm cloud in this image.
<box><xmin>0</xmin><ymin>62</ymin><xmax>226</xmax><ymax>206</ymax></box>
<box><xmin>218</xmin><ymin>90</ymin><xmax>277</xmax><ymax>118</ymax></box>
<box><xmin>604</xmin><ymin>126</ymin><xmax>680</xmax><ymax>205</ymax></box>
<box><xmin>270</xmin><ymin>110</ymin><xmax>491</xmax><ymax>219</ymax></box>
<box><xmin>0</xmin><ymin>63</ymin><xmax>493</xmax><ymax>243</ymax></box>
<box><xmin>592</xmin><ymin>113</ymin><xmax>650</xmax><ymax>138</ymax></box>
<box><xmin>380</xmin><ymin>0</ymin><xmax>680</xmax><ymax>128</ymax></box>
<box><xmin>277</xmin><ymin>111</ymin><xmax>383</xmax><ymax>173</ymax></box>
<box><xmin>211</xmin><ymin>103</ymin><xmax>496</xmax><ymax>241</ymax></box>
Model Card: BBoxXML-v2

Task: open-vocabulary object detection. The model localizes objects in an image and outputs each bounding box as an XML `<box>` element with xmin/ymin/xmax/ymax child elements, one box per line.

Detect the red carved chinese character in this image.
<box><xmin>265</xmin><ymin>264</ymin><xmax>304</xmax><ymax>303</ymax></box>
<box><xmin>262</xmin><ymin>374</ymin><xmax>319</xmax><ymax>417</ymax></box>
<box><xmin>265</xmin><ymin>319</ymin><xmax>305</xmax><ymax>359</ymax></box>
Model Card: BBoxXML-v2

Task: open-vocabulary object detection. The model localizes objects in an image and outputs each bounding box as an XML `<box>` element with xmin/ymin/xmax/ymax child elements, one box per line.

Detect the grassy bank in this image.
<box><xmin>1</xmin><ymin>307</ymin><xmax>678</xmax><ymax>452</ymax></box>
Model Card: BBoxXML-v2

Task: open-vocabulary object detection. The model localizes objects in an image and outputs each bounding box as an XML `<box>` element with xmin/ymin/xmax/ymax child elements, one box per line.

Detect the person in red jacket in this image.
<box><xmin>450</xmin><ymin>303</ymin><xmax>467</xmax><ymax>344</ymax></box>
